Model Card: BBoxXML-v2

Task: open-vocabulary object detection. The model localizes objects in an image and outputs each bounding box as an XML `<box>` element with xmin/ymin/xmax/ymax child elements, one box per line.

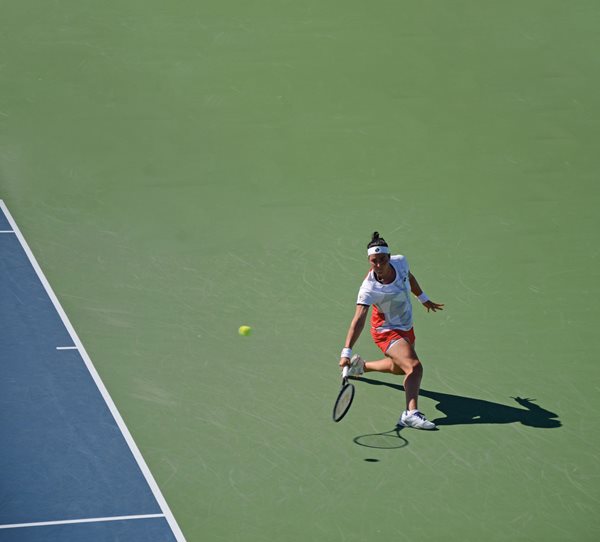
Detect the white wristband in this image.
<box><xmin>417</xmin><ymin>292</ymin><xmax>430</xmax><ymax>303</ymax></box>
<box><xmin>341</xmin><ymin>347</ymin><xmax>352</xmax><ymax>359</ymax></box>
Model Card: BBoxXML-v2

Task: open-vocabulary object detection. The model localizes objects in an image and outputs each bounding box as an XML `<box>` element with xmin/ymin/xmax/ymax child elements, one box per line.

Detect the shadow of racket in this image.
<box><xmin>353</xmin><ymin>427</ymin><xmax>409</xmax><ymax>449</ymax></box>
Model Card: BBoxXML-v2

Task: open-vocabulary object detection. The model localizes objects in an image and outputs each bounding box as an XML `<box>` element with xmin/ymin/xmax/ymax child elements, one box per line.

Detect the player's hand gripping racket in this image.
<box><xmin>332</xmin><ymin>365</ymin><xmax>355</xmax><ymax>422</ymax></box>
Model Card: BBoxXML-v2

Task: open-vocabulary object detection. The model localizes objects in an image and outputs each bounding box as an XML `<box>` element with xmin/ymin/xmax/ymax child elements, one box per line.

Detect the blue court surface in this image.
<box><xmin>0</xmin><ymin>201</ymin><xmax>185</xmax><ymax>541</ymax></box>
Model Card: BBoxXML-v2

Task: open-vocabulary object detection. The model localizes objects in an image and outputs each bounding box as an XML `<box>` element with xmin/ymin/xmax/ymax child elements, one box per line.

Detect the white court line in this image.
<box><xmin>0</xmin><ymin>230</ymin><xmax>15</xmax><ymax>233</ymax></box>
<box><xmin>56</xmin><ymin>346</ymin><xmax>78</xmax><ymax>350</ymax></box>
<box><xmin>0</xmin><ymin>200</ymin><xmax>187</xmax><ymax>542</ymax></box>
<box><xmin>0</xmin><ymin>514</ymin><xmax>165</xmax><ymax>530</ymax></box>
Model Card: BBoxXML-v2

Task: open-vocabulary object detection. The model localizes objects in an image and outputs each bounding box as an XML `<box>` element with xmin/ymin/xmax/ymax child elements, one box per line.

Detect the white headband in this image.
<box><xmin>367</xmin><ymin>246</ymin><xmax>390</xmax><ymax>256</ymax></box>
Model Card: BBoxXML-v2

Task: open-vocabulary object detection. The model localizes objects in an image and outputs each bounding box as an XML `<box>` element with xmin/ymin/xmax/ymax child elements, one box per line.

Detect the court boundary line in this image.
<box><xmin>0</xmin><ymin>514</ymin><xmax>165</xmax><ymax>530</ymax></box>
<box><xmin>0</xmin><ymin>200</ymin><xmax>186</xmax><ymax>542</ymax></box>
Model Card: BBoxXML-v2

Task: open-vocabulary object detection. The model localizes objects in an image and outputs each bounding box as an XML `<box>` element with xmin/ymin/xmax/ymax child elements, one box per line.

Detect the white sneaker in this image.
<box><xmin>345</xmin><ymin>354</ymin><xmax>365</xmax><ymax>377</ymax></box>
<box><xmin>397</xmin><ymin>410</ymin><xmax>436</xmax><ymax>430</ymax></box>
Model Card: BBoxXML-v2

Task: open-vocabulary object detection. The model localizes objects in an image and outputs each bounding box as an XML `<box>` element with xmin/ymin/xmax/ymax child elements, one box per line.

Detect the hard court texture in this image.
<box><xmin>1</xmin><ymin>1</ymin><xmax>599</xmax><ymax>541</ymax></box>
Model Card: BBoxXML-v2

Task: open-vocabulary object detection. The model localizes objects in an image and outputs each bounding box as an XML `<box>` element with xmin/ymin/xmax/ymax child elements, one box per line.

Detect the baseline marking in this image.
<box><xmin>0</xmin><ymin>514</ymin><xmax>165</xmax><ymax>530</ymax></box>
<box><xmin>0</xmin><ymin>200</ymin><xmax>186</xmax><ymax>541</ymax></box>
<box><xmin>0</xmin><ymin>230</ymin><xmax>15</xmax><ymax>233</ymax></box>
<box><xmin>56</xmin><ymin>346</ymin><xmax>78</xmax><ymax>350</ymax></box>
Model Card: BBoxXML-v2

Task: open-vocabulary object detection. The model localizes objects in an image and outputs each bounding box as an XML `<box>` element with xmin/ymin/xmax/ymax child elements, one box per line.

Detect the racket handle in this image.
<box><xmin>342</xmin><ymin>365</ymin><xmax>350</xmax><ymax>379</ymax></box>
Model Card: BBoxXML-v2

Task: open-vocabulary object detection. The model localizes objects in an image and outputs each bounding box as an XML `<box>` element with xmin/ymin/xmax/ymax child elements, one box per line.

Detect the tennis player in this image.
<box><xmin>339</xmin><ymin>232</ymin><xmax>444</xmax><ymax>430</ymax></box>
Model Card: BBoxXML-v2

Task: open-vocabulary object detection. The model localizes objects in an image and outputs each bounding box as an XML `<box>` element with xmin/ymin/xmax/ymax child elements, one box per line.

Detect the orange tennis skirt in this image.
<box><xmin>371</xmin><ymin>327</ymin><xmax>415</xmax><ymax>354</ymax></box>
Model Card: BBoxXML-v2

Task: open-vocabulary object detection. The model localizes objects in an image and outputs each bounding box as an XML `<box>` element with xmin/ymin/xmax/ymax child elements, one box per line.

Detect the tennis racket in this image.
<box><xmin>332</xmin><ymin>365</ymin><xmax>355</xmax><ymax>422</ymax></box>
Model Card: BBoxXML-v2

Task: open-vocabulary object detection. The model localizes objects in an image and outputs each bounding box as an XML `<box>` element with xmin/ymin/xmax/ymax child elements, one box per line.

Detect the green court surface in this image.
<box><xmin>2</xmin><ymin>1</ymin><xmax>600</xmax><ymax>540</ymax></box>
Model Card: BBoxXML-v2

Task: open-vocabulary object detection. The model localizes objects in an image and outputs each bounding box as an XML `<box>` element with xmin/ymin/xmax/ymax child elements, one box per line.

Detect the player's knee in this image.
<box><xmin>405</xmin><ymin>358</ymin><xmax>422</xmax><ymax>376</ymax></box>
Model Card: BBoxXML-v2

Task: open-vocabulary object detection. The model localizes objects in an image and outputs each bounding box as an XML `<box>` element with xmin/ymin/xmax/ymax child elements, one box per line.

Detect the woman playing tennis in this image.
<box><xmin>339</xmin><ymin>232</ymin><xmax>444</xmax><ymax>430</ymax></box>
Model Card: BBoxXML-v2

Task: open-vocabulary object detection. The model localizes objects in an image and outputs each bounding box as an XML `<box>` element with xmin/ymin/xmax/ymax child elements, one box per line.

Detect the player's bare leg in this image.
<box><xmin>384</xmin><ymin>339</ymin><xmax>422</xmax><ymax>411</ymax></box>
<box><xmin>382</xmin><ymin>340</ymin><xmax>436</xmax><ymax>429</ymax></box>
<box><xmin>351</xmin><ymin>342</ymin><xmax>435</xmax><ymax>429</ymax></box>
<box><xmin>364</xmin><ymin>358</ymin><xmax>406</xmax><ymax>375</ymax></box>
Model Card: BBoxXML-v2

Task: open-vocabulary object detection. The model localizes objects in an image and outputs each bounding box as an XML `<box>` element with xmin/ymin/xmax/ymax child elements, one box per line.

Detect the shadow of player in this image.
<box><xmin>354</xmin><ymin>376</ymin><xmax>561</xmax><ymax>429</ymax></box>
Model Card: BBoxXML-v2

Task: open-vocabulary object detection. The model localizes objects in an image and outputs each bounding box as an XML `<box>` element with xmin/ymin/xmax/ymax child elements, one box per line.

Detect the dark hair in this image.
<box><xmin>367</xmin><ymin>231</ymin><xmax>388</xmax><ymax>249</ymax></box>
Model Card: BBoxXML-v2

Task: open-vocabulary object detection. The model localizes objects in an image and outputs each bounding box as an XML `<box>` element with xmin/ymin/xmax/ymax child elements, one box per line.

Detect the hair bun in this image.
<box><xmin>367</xmin><ymin>231</ymin><xmax>388</xmax><ymax>250</ymax></box>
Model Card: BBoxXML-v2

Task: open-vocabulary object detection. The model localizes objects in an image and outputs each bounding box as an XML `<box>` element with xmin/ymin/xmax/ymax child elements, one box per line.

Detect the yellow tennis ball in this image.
<box><xmin>238</xmin><ymin>325</ymin><xmax>252</xmax><ymax>336</ymax></box>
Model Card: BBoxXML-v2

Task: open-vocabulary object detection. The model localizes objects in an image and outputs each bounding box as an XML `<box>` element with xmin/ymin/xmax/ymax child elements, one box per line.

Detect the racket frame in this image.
<box><xmin>332</xmin><ymin>365</ymin><xmax>355</xmax><ymax>422</ymax></box>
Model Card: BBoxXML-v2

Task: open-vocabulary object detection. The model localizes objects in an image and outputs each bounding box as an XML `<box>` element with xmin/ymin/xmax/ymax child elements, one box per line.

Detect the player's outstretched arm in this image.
<box><xmin>339</xmin><ymin>304</ymin><xmax>369</xmax><ymax>367</ymax></box>
<box><xmin>409</xmin><ymin>272</ymin><xmax>444</xmax><ymax>313</ymax></box>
